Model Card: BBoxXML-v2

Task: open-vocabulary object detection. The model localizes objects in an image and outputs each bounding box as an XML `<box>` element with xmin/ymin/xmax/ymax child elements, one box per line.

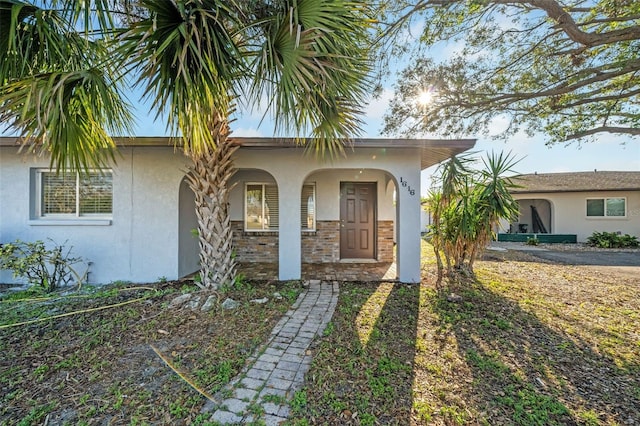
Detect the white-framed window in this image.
<box><xmin>245</xmin><ymin>183</ymin><xmax>279</xmax><ymax>231</ymax></box>
<box><xmin>301</xmin><ymin>183</ymin><xmax>316</xmax><ymax>231</ymax></box>
<box><xmin>36</xmin><ymin>170</ymin><xmax>113</xmax><ymax>218</ymax></box>
<box><xmin>586</xmin><ymin>197</ymin><xmax>626</xmax><ymax>218</ymax></box>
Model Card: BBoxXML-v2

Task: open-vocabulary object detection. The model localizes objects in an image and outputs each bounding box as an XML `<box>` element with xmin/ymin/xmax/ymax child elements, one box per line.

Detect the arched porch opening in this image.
<box><xmin>299</xmin><ymin>168</ymin><xmax>398</xmax><ymax>281</ymax></box>
<box><xmin>230</xmin><ymin>168</ymin><xmax>280</xmax><ymax>280</ymax></box>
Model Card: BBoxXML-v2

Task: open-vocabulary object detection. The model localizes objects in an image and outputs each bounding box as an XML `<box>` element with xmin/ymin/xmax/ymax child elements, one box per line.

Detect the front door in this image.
<box><xmin>340</xmin><ymin>182</ymin><xmax>376</xmax><ymax>259</ymax></box>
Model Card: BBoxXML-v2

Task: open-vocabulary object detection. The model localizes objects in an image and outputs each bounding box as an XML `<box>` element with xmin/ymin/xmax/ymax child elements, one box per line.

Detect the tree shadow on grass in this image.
<box><xmin>291</xmin><ymin>282</ymin><xmax>420</xmax><ymax>425</ymax></box>
<box><xmin>429</xmin><ymin>276</ymin><xmax>639</xmax><ymax>425</ymax></box>
<box><xmin>288</xmin><ymin>273</ymin><xmax>639</xmax><ymax>425</ymax></box>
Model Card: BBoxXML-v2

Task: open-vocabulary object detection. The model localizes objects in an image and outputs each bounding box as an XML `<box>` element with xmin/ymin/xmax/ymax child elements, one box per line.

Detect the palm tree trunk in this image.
<box><xmin>185</xmin><ymin>120</ymin><xmax>239</xmax><ymax>289</ymax></box>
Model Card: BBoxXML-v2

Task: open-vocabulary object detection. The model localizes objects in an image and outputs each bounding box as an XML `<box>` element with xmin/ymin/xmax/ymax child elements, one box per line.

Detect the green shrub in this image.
<box><xmin>526</xmin><ymin>237</ymin><xmax>539</xmax><ymax>246</ymax></box>
<box><xmin>0</xmin><ymin>239</ymin><xmax>84</xmax><ymax>292</ymax></box>
<box><xmin>586</xmin><ymin>231</ymin><xmax>639</xmax><ymax>248</ymax></box>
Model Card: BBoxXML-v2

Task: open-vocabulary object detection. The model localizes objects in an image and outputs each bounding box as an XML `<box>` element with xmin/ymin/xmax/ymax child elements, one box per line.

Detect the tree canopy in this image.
<box><xmin>378</xmin><ymin>0</ymin><xmax>640</xmax><ymax>145</ymax></box>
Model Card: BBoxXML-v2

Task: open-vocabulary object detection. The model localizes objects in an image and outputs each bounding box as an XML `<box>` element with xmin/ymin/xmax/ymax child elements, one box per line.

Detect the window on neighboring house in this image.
<box><xmin>586</xmin><ymin>197</ymin><xmax>626</xmax><ymax>217</ymax></box>
<box><xmin>36</xmin><ymin>170</ymin><xmax>113</xmax><ymax>218</ymax></box>
<box><xmin>301</xmin><ymin>184</ymin><xmax>316</xmax><ymax>231</ymax></box>
<box><xmin>245</xmin><ymin>183</ymin><xmax>279</xmax><ymax>231</ymax></box>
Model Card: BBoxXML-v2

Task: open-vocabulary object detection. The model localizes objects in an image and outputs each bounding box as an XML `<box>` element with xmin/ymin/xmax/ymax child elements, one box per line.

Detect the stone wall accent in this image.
<box><xmin>233</xmin><ymin>220</ymin><xmax>395</xmax><ymax>265</ymax></box>
<box><xmin>302</xmin><ymin>220</ymin><xmax>395</xmax><ymax>263</ymax></box>
<box><xmin>302</xmin><ymin>221</ymin><xmax>340</xmax><ymax>263</ymax></box>
<box><xmin>377</xmin><ymin>220</ymin><xmax>395</xmax><ymax>262</ymax></box>
<box><xmin>231</xmin><ymin>221</ymin><xmax>278</xmax><ymax>263</ymax></box>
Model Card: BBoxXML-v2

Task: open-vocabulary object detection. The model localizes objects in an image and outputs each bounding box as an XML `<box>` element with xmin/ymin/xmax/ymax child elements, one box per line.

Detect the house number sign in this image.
<box><xmin>399</xmin><ymin>177</ymin><xmax>416</xmax><ymax>196</ymax></box>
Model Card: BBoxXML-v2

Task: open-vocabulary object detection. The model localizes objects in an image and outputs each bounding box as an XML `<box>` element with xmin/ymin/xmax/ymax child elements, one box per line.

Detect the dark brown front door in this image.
<box><xmin>340</xmin><ymin>182</ymin><xmax>376</xmax><ymax>259</ymax></box>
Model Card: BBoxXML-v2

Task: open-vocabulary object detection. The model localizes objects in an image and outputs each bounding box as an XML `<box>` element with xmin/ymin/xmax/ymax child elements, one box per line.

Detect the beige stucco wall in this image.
<box><xmin>513</xmin><ymin>191</ymin><xmax>640</xmax><ymax>242</ymax></box>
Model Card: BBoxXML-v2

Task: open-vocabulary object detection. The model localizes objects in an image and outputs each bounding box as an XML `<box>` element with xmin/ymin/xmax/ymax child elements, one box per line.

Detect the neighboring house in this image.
<box><xmin>503</xmin><ymin>171</ymin><xmax>640</xmax><ymax>243</ymax></box>
<box><xmin>420</xmin><ymin>200</ymin><xmax>432</xmax><ymax>233</ymax></box>
<box><xmin>0</xmin><ymin>137</ymin><xmax>475</xmax><ymax>285</ymax></box>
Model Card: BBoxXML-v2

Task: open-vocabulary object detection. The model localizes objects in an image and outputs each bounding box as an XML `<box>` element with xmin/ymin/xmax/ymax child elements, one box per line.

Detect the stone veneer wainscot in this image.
<box><xmin>232</xmin><ymin>220</ymin><xmax>394</xmax><ymax>264</ymax></box>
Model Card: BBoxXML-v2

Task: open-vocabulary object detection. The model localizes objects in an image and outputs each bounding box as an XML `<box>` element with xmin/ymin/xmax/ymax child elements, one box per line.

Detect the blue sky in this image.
<box><xmin>2</xmin><ymin>61</ymin><xmax>636</xmax><ymax>197</ymax></box>
<box><xmin>3</xmin><ymin>8</ymin><xmax>638</xmax><ymax>195</ymax></box>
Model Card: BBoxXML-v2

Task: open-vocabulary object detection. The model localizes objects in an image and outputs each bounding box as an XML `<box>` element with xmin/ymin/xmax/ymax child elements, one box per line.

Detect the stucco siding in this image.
<box><xmin>0</xmin><ymin>146</ymin><xmax>188</xmax><ymax>284</ymax></box>
<box><xmin>513</xmin><ymin>191</ymin><xmax>640</xmax><ymax>242</ymax></box>
<box><xmin>2</xmin><ymin>143</ymin><xmax>426</xmax><ymax>284</ymax></box>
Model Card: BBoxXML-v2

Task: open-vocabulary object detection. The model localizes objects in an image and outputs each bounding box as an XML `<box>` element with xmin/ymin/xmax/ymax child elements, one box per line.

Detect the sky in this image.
<box><xmin>2</xmin><ymin>8</ymin><xmax>638</xmax><ymax>196</ymax></box>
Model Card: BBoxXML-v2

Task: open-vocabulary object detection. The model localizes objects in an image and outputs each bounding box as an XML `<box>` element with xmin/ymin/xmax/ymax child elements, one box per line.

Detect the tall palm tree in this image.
<box><xmin>0</xmin><ymin>0</ymin><xmax>371</xmax><ymax>288</ymax></box>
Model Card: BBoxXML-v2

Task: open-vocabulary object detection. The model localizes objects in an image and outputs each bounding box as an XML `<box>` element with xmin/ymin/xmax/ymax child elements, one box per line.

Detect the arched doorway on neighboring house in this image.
<box><xmin>178</xmin><ymin>177</ymin><xmax>199</xmax><ymax>278</ymax></box>
<box><xmin>515</xmin><ymin>199</ymin><xmax>553</xmax><ymax>233</ymax></box>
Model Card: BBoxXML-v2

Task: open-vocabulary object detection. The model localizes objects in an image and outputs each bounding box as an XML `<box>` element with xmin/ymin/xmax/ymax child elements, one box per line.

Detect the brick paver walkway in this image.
<box><xmin>204</xmin><ymin>280</ymin><xmax>339</xmax><ymax>424</ymax></box>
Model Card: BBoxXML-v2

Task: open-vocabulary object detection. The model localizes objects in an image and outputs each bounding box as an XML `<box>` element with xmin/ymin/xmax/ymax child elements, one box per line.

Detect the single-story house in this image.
<box><xmin>0</xmin><ymin>136</ymin><xmax>475</xmax><ymax>285</ymax></box>
<box><xmin>501</xmin><ymin>171</ymin><xmax>640</xmax><ymax>243</ymax></box>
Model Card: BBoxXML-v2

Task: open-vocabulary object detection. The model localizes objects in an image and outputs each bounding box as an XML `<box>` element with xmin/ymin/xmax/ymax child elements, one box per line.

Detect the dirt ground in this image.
<box><xmin>0</xmin><ymin>280</ymin><xmax>302</xmax><ymax>425</ymax></box>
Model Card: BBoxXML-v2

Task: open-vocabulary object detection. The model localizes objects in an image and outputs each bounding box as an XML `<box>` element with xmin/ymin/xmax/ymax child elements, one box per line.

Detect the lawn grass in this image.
<box><xmin>287</xmin><ymin>242</ymin><xmax>640</xmax><ymax>425</ymax></box>
<box><xmin>0</xmin><ymin>280</ymin><xmax>302</xmax><ymax>425</ymax></box>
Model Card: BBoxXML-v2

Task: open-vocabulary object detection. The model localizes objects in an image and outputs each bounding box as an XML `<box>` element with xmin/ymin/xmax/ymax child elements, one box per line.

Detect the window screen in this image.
<box><xmin>40</xmin><ymin>171</ymin><xmax>112</xmax><ymax>217</ymax></box>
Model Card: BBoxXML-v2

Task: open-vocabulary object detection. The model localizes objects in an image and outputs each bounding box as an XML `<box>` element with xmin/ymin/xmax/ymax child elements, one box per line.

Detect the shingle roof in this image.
<box><xmin>511</xmin><ymin>171</ymin><xmax>640</xmax><ymax>193</ymax></box>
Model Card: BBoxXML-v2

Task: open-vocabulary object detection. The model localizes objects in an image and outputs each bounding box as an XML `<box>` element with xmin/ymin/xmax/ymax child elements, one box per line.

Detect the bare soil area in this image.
<box><xmin>0</xmin><ymin>280</ymin><xmax>301</xmax><ymax>425</ymax></box>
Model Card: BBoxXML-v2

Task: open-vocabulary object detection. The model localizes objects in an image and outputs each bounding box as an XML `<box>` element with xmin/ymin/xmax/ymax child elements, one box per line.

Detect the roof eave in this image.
<box><xmin>0</xmin><ymin>136</ymin><xmax>476</xmax><ymax>169</ymax></box>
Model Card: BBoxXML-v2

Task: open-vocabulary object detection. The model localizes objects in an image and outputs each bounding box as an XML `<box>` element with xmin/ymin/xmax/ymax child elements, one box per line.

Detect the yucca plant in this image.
<box><xmin>426</xmin><ymin>151</ymin><xmax>520</xmax><ymax>276</ymax></box>
<box><xmin>1</xmin><ymin>0</ymin><xmax>372</xmax><ymax>288</ymax></box>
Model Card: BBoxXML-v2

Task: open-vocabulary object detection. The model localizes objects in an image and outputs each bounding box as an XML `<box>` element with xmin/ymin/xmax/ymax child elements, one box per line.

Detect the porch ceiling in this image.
<box><xmin>0</xmin><ymin>136</ymin><xmax>475</xmax><ymax>170</ymax></box>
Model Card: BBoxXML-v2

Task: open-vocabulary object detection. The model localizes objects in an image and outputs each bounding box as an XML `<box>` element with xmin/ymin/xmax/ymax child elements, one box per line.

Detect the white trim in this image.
<box><xmin>29</xmin><ymin>219</ymin><xmax>112</xmax><ymax>226</ymax></box>
<box><xmin>586</xmin><ymin>196</ymin><xmax>627</xmax><ymax>218</ymax></box>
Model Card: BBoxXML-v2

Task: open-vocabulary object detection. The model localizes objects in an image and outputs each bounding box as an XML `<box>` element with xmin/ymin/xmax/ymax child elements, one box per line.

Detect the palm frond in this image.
<box><xmin>1</xmin><ymin>1</ymin><xmax>132</xmax><ymax>172</ymax></box>
<box><xmin>1</xmin><ymin>1</ymin><xmax>85</xmax><ymax>83</ymax></box>
<box><xmin>118</xmin><ymin>0</ymin><xmax>244</xmax><ymax>156</ymax></box>
<box><xmin>0</xmin><ymin>67</ymin><xmax>133</xmax><ymax>172</ymax></box>
<box><xmin>247</xmin><ymin>0</ymin><xmax>372</xmax><ymax>155</ymax></box>
<box><xmin>434</xmin><ymin>152</ymin><xmax>477</xmax><ymax>199</ymax></box>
